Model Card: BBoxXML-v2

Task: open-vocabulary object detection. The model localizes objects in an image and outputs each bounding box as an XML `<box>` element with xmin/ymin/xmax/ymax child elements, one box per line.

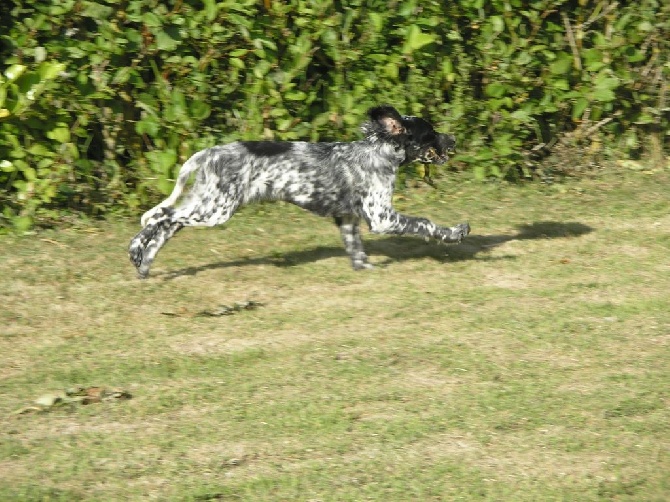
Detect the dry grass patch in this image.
<box><xmin>1</xmin><ymin>169</ymin><xmax>669</xmax><ymax>501</ymax></box>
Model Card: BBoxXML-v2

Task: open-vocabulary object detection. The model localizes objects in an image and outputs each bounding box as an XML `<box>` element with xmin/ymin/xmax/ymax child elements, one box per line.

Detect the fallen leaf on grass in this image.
<box><xmin>162</xmin><ymin>300</ymin><xmax>264</xmax><ymax>318</ymax></box>
<box><xmin>71</xmin><ymin>386</ymin><xmax>131</xmax><ymax>405</ymax></box>
<box><xmin>13</xmin><ymin>406</ymin><xmax>43</xmax><ymax>415</ymax></box>
<box><xmin>34</xmin><ymin>393</ymin><xmax>65</xmax><ymax>407</ymax></box>
<box><xmin>39</xmin><ymin>238</ymin><xmax>69</xmax><ymax>248</ymax></box>
<box><xmin>13</xmin><ymin>386</ymin><xmax>132</xmax><ymax>415</ymax></box>
<box><xmin>198</xmin><ymin>301</ymin><xmax>264</xmax><ymax>317</ymax></box>
<box><xmin>161</xmin><ymin>306</ymin><xmax>191</xmax><ymax>317</ymax></box>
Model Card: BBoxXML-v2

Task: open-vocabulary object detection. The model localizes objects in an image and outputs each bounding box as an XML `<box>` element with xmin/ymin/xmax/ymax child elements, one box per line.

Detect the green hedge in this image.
<box><xmin>1</xmin><ymin>0</ymin><xmax>668</xmax><ymax>230</ymax></box>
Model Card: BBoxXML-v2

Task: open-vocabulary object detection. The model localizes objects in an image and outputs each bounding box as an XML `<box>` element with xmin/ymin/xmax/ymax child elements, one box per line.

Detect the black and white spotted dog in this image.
<box><xmin>128</xmin><ymin>105</ymin><xmax>470</xmax><ymax>278</ymax></box>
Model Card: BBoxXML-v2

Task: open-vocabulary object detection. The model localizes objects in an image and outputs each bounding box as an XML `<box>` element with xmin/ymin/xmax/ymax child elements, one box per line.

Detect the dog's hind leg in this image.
<box><xmin>140</xmin><ymin>151</ymin><xmax>206</xmax><ymax>226</ymax></box>
<box><xmin>129</xmin><ymin>193</ymin><xmax>241</xmax><ymax>278</ymax></box>
<box><xmin>129</xmin><ymin>208</ymin><xmax>184</xmax><ymax>278</ymax></box>
<box><xmin>335</xmin><ymin>215</ymin><xmax>373</xmax><ymax>270</ymax></box>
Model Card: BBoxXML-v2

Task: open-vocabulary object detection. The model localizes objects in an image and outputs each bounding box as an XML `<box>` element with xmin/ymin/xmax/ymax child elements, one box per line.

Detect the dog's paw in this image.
<box><xmin>129</xmin><ymin>248</ymin><xmax>151</xmax><ymax>279</ymax></box>
<box><xmin>352</xmin><ymin>261</ymin><xmax>374</xmax><ymax>271</ymax></box>
<box><xmin>442</xmin><ymin>223</ymin><xmax>470</xmax><ymax>243</ymax></box>
<box><xmin>128</xmin><ymin>238</ymin><xmax>147</xmax><ymax>276</ymax></box>
<box><xmin>456</xmin><ymin>222</ymin><xmax>471</xmax><ymax>240</ymax></box>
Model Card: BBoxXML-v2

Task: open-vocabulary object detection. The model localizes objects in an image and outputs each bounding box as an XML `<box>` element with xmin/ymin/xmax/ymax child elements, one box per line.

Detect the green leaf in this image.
<box><xmin>490</xmin><ymin>16</ymin><xmax>505</xmax><ymax>32</ymax></box>
<box><xmin>12</xmin><ymin>159</ymin><xmax>30</xmax><ymax>172</ymax></box>
<box><xmin>202</xmin><ymin>0</ymin><xmax>218</xmax><ymax>21</ymax></box>
<box><xmin>582</xmin><ymin>48</ymin><xmax>602</xmax><ymax>65</ymax></box>
<box><xmin>136</xmin><ymin>116</ymin><xmax>160</xmax><ymax>137</ymax></box>
<box><xmin>625</xmin><ymin>47</ymin><xmax>645</xmax><ymax>63</ymax></box>
<box><xmin>230</xmin><ymin>58</ymin><xmax>245</xmax><ymax>69</ymax></box>
<box><xmin>4</xmin><ymin>64</ymin><xmax>26</xmax><ymax>81</ymax></box>
<box><xmin>143</xmin><ymin>12</ymin><xmax>162</xmax><ymax>27</ymax></box>
<box><xmin>485</xmin><ymin>83</ymin><xmax>506</xmax><ymax>98</ymax></box>
<box><xmin>515</xmin><ymin>52</ymin><xmax>532</xmax><ymax>66</ymax></box>
<box><xmin>49</xmin><ymin>2</ymin><xmax>73</xmax><ymax>15</ymax></box>
<box><xmin>22</xmin><ymin>166</ymin><xmax>37</xmax><ymax>181</ymax></box>
<box><xmin>47</xmin><ymin>126</ymin><xmax>70</xmax><ymax>143</ymax></box>
<box><xmin>28</xmin><ymin>144</ymin><xmax>55</xmax><ymax>156</ymax></box>
<box><xmin>590</xmin><ymin>74</ymin><xmax>619</xmax><ymax>103</ymax></box>
<box><xmin>37</xmin><ymin>62</ymin><xmax>66</xmax><ymax>81</ymax></box>
<box><xmin>81</xmin><ymin>2</ymin><xmax>113</xmax><ymax>19</ymax></box>
<box><xmin>572</xmin><ymin>97</ymin><xmax>589</xmax><ymax>119</ymax></box>
<box><xmin>549</xmin><ymin>52</ymin><xmax>573</xmax><ymax>74</ymax></box>
<box><xmin>165</xmin><ymin>91</ymin><xmax>187</xmax><ymax>122</ymax></box>
<box><xmin>277</xmin><ymin>118</ymin><xmax>292</xmax><ymax>131</ymax></box>
<box><xmin>591</xmin><ymin>88</ymin><xmax>615</xmax><ymax>102</ymax></box>
<box><xmin>403</xmin><ymin>25</ymin><xmax>436</xmax><ymax>54</ymax></box>
<box><xmin>368</xmin><ymin>12</ymin><xmax>384</xmax><ymax>32</ymax></box>
<box><xmin>253</xmin><ymin>60</ymin><xmax>271</xmax><ymax>79</ymax></box>
<box><xmin>37</xmin><ymin>156</ymin><xmax>54</xmax><ymax>171</ymax></box>
<box><xmin>441</xmin><ymin>58</ymin><xmax>453</xmax><ymax>75</ymax></box>
<box><xmin>585</xmin><ymin>61</ymin><xmax>606</xmax><ymax>72</ymax></box>
<box><xmin>384</xmin><ymin>62</ymin><xmax>399</xmax><ymax>80</ymax></box>
<box><xmin>285</xmin><ymin>91</ymin><xmax>306</xmax><ymax>101</ymax></box>
<box><xmin>189</xmin><ymin>100</ymin><xmax>211</xmax><ymax>120</ymax></box>
<box><xmin>13</xmin><ymin>215</ymin><xmax>33</xmax><ymax>233</ymax></box>
<box><xmin>582</xmin><ymin>49</ymin><xmax>606</xmax><ymax>71</ymax></box>
<box><xmin>551</xmin><ymin>79</ymin><xmax>570</xmax><ymax>91</ymax></box>
<box><xmin>594</xmin><ymin>73</ymin><xmax>619</xmax><ymax>91</ymax></box>
<box><xmin>112</xmin><ymin>67</ymin><xmax>132</xmax><ymax>85</ymax></box>
<box><xmin>147</xmin><ymin>149</ymin><xmax>177</xmax><ymax>175</ymax></box>
<box><xmin>510</xmin><ymin>109</ymin><xmax>532</xmax><ymax>122</ymax></box>
<box><xmin>156</xmin><ymin>31</ymin><xmax>178</xmax><ymax>51</ymax></box>
<box><xmin>632</xmin><ymin>113</ymin><xmax>655</xmax><ymax>125</ymax></box>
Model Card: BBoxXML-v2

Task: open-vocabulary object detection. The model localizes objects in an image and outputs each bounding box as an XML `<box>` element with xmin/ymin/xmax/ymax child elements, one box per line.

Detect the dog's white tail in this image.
<box><xmin>140</xmin><ymin>151</ymin><xmax>204</xmax><ymax>226</ymax></box>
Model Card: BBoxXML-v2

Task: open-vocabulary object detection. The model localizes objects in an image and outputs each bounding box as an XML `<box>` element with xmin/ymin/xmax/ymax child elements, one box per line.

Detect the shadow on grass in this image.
<box><xmin>159</xmin><ymin>221</ymin><xmax>593</xmax><ymax>280</ymax></box>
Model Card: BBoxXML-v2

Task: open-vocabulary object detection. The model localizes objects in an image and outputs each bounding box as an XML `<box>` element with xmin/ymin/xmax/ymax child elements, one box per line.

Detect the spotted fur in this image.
<box><xmin>129</xmin><ymin>105</ymin><xmax>470</xmax><ymax>278</ymax></box>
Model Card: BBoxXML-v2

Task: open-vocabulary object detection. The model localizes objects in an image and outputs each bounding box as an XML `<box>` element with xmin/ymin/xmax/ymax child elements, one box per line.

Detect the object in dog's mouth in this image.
<box><xmin>423</xmin><ymin>147</ymin><xmax>446</xmax><ymax>164</ymax></box>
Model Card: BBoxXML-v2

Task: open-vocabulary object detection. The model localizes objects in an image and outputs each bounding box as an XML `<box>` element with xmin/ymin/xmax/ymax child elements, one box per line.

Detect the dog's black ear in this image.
<box><xmin>367</xmin><ymin>105</ymin><xmax>406</xmax><ymax>136</ymax></box>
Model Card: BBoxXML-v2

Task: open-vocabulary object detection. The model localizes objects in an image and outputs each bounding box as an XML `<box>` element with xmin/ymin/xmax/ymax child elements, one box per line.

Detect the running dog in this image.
<box><xmin>129</xmin><ymin>105</ymin><xmax>470</xmax><ymax>278</ymax></box>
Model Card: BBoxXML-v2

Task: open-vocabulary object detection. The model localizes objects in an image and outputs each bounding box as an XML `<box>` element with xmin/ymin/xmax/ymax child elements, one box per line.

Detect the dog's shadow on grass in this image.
<box><xmin>160</xmin><ymin>221</ymin><xmax>593</xmax><ymax>280</ymax></box>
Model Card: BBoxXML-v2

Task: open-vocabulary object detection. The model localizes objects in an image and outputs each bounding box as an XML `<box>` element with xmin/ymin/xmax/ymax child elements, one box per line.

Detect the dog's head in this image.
<box><xmin>363</xmin><ymin>105</ymin><xmax>456</xmax><ymax>165</ymax></box>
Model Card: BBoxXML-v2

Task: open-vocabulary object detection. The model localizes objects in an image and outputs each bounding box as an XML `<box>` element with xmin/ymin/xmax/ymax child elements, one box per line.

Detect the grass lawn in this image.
<box><xmin>1</xmin><ymin>168</ymin><xmax>669</xmax><ymax>501</ymax></box>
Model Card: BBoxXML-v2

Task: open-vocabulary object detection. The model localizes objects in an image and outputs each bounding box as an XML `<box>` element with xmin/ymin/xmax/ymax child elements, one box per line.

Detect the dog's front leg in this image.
<box><xmin>363</xmin><ymin>205</ymin><xmax>470</xmax><ymax>244</ymax></box>
<box><xmin>334</xmin><ymin>215</ymin><xmax>374</xmax><ymax>270</ymax></box>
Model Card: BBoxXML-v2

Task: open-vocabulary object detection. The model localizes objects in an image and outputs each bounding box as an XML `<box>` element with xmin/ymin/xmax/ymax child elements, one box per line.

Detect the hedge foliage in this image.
<box><xmin>1</xmin><ymin>0</ymin><xmax>668</xmax><ymax>230</ymax></box>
